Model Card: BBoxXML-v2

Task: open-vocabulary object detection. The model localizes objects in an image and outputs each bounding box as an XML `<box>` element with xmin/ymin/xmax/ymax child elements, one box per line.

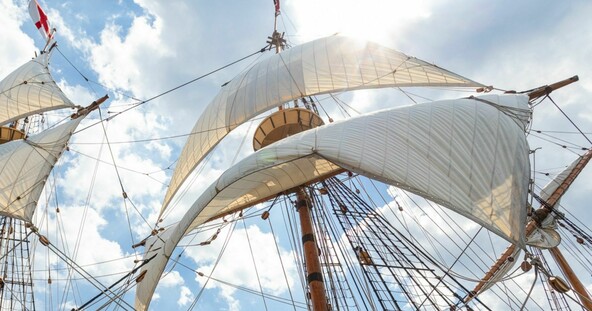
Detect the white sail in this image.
<box><xmin>135</xmin><ymin>94</ymin><xmax>530</xmax><ymax>310</ymax></box>
<box><xmin>0</xmin><ymin>118</ymin><xmax>82</xmax><ymax>221</ymax></box>
<box><xmin>0</xmin><ymin>52</ymin><xmax>75</xmax><ymax>126</ymax></box>
<box><xmin>161</xmin><ymin>35</ymin><xmax>484</xmax><ymax>215</ymax></box>
<box><xmin>539</xmin><ymin>156</ymin><xmax>579</xmax><ymax>203</ymax></box>
<box><xmin>478</xmin><ymin>248</ymin><xmax>522</xmax><ymax>294</ymax></box>
<box><xmin>526</xmin><ymin>227</ymin><xmax>561</xmax><ymax>248</ymax></box>
<box><xmin>135</xmin><ymin>227</ymin><xmax>175</xmax><ymax>311</ymax></box>
<box><xmin>525</xmin><ymin>157</ymin><xmax>580</xmax><ymax>248</ymax></box>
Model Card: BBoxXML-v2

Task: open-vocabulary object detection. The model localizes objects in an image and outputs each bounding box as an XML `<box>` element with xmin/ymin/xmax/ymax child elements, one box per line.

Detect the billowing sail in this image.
<box><xmin>0</xmin><ymin>52</ymin><xmax>75</xmax><ymax>126</ymax></box>
<box><xmin>0</xmin><ymin>118</ymin><xmax>82</xmax><ymax>221</ymax></box>
<box><xmin>160</xmin><ymin>35</ymin><xmax>484</xmax><ymax>214</ymax></box>
<box><xmin>135</xmin><ymin>94</ymin><xmax>530</xmax><ymax>310</ymax></box>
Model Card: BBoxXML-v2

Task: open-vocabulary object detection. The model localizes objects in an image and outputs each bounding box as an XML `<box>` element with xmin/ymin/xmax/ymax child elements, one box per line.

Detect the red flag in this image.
<box><xmin>29</xmin><ymin>0</ymin><xmax>53</xmax><ymax>41</ymax></box>
<box><xmin>273</xmin><ymin>0</ymin><xmax>280</xmax><ymax>16</ymax></box>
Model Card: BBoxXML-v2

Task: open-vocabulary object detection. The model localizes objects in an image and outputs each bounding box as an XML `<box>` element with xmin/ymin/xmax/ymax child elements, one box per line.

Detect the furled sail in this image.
<box><xmin>160</xmin><ymin>35</ymin><xmax>484</xmax><ymax>215</ymax></box>
<box><xmin>539</xmin><ymin>157</ymin><xmax>579</xmax><ymax>203</ymax></box>
<box><xmin>478</xmin><ymin>247</ymin><xmax>522</xmax><ymax>294</ymax></box>
<box><xmin>0</xmin><ymin>52</ymin><xmax>75</xmax><ymax>126</ymax></box>
<box><xmin>526</xmin><ymin>157</ymin><xmax>580</xmax><ymax>248</ymax></box>
<box><xmin>135</xmin><ymin>94</ymin><xmax>530</xmax><ymax>310</ymax></box>
<box><xmin>0</xmin><ymin>118</ymin><xmax>82</xmax><ymax>221</ymax></box>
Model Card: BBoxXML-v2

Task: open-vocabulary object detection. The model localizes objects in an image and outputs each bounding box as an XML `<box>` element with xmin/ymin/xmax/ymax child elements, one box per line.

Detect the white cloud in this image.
<box><xmin>159</xmin><ymin>270</ymin><xmax>184</xmax><ymax>287</ymax></box>
<box><xmin>31</xmin><ymin>203</ymin><xmax>134</xmax><ymax>304</ymax></box>
<box><xmin>151</xmin><ymin>291</ymin><xmax>160</xmax><ymax>302</ymax></box>
<box><xmin>0</xmin><ymin>0</ymin><xmax>36</xmax><ymax>75</ymax></box>
<box><xmin>90</xmin><ymin>16</ymin><xmax>172</xmax><ymax>93</ymax></box>
<box><xmin>182</xmin><ymin>223</ymin><xmax>298</xmax><ymax>309</ymax></box>
<box><xmin>286</xmin><ymin>0</ymin><xmax>433</xmax><ymax>44</ymax></box>
<box><xmin>177</xmin><ymin>285</ymin><xmax>194</xmax><ymax>307</ymax></box>
<box><xmin>217</xmin><ymin>284</ymin><xmax>241</xmax><ymax>311</ymax></box>
<box><xmin>58</xmin><ymin>80</ymin><xmax>96</xmax><ymax>108</ymax></box>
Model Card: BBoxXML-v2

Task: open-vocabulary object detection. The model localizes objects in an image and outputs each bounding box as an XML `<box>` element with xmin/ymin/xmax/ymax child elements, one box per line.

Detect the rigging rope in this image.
<box><xmin>72</xmin><ymin>47</ymin><xmax>267</xmax><ymax>135</ymax></box>
<box><xmin>323</xmin><ymin>178</ymin><xmax>483</xmax><ymax>309</ymax></box>
<box><xmin>241</xmin><ymin>218</ymin><xmax>269</xmax><ymax>311</ymax></box>
<box><xmin>529</xmin><ymin>132</ymin><xmax>589</xmax><ymax>152</ymax></box>
<box><xmin>74</xmin><ymin>254</ymin><xmax>156</xmax><ymax>311</ymax></box>
<box><xmin>67</xmin><ymin>148</ymin><xmax>169</xmax><ymax>186</ymax></box>
<box><xmin>533</xmin><ymin>129</ymin><xmax>592</xmax><ymax>135</ymax></box>
<box><xmin>171</xmin><ymin>257</ymin><xmax>308</xmax><ymax>309</ymax></box>
<box><xmin>417</xmin><ymin>227</ymin><xmax>483</xmax><ymax>309</ymax></box>
<box><xmin>353</xmin><ymin>176</ymin><xmax>533</xmax><ymax>308</ymax></box>
<box><xmin>69</xmin><ymin>123</ymin><xmax>251</xmax><ymax>145</ymax></box>
<box><xmin>310</xmin><ymin>187</ymin><xmax>373</xmax><ymax>310</ymax></box>
<box><xmin>546</xmin><ymin>95</ymin><xmax>592</xmax><ymax>146</ymax></box>
<box><xmin>36</xmin><ymin>233</ymin><xmax>136</xmax><ymax>311</ymax></box>
<box><xmin>266</xmin><ymin>217</ymin><xmax>298</xmax><ymax>311</ymax></box>
<box><xmin>97</xmin><ymin>109</ymin><xmax>148</xmax><ymax>242</ymax></box>
<box><xmin>281</xmin><ymin>197</ymin><xmax>309</xmax><ymax>308</ymax></box>
<box><xmin>186</xmin><ymin>220</ymin><xmax>237</xmax><ymax>310</ymax></box>
<box><xmin>58</xmin><ymin>128</ymin><xmax>107</xmax><ymax>308</ymax></box>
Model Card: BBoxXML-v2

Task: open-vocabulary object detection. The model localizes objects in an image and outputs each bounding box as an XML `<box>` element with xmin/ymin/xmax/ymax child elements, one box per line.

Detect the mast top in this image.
<box><xmin>522</xmin><ymin>75</ymin><xmax>579</xmax><ymax>100</ymax></box>
<box><xmin>71</xmin><ymin>95</ymin><xmax>109</xmax><ymax>119</ymax></box>
<box><xmin>266</xmin><ymin>0</ymin><xmax>286</xmax><ymax>53</ymax></box>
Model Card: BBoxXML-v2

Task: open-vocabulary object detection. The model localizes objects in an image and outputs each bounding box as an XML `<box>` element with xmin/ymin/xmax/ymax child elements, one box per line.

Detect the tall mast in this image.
<box><xmin>295</xmin><ymin>188</ymin><xmax>329</xmax><ymax>311</ymax></box>
<box><xmin>543</xmin><ymin>149</ymin><xmax>592</xmax><ymax>310</ymax></box>
<box><xmin>0</xmin><ymin>218</ymin><xmax>35</xmax><ymax>310</ymax></box>
<box><xmin>549</xmin><ymin>246</ymin><xmax>592</xmax><ymax>310</ymax></box>
<box><xmin>268</xmin><ymin>0</ymin><xmax>285</xmax><ymax>55</ymax></box>
<box><xmin>263</xmin><ymin>4</ymin><xmax>328</xmax><ymax>309</ymax></box>
<box><xmin>0</xmin><ymin>103</ymin><xmax>41</xmax><ymax>310</ymax></box>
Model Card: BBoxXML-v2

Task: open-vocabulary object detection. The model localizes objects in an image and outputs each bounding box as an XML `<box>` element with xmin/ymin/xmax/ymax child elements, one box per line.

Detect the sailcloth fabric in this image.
<box><xmin>526</xmin><ymin>157</ymin><xmax>581</xmax><ymax>248</ymax></box>
<box><xmin>0</xmin><ymin>53</ymin><xmax>75</xmax><ymax>126</ymax></box>
<box><xmin>160</xmin><ymin>35</ymin><xmax>483</xmax><ymax>215</ymax></box>
<box><xmin>538</xmin><ymin>156</ymin><xmax>579</xmax><ymax>203</ymax></box>
<box><xmin>0</xmin><ymin>119</ymin><xmax>82</xmax><ymax>221</ymax></box>
<box><xmin>135</xmin><ymin>94</ymin><xmax>530</xmax><ymax>310</ymax></box>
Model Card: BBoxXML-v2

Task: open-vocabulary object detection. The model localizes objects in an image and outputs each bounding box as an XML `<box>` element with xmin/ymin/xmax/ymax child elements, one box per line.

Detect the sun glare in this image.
<box><xmin>288</xmin><ymin>0</ymin><xmax>432</xmax><ymax>44</ymax></box>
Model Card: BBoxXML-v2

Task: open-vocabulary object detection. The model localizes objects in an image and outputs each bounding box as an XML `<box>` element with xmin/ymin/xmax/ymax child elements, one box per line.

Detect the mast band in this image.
<box><xmin>307</xmin><ymin>272</ymin><xmax>323</xmax><ymax>283</ymax></box>
<box><xmin>302</xmin><ymin>233</ymin><xmax>315</xmax><ymax>244</ymax></box>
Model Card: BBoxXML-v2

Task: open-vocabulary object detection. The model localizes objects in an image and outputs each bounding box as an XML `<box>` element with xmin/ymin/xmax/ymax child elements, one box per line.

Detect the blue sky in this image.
<box><xmin>1</xmin><ymin>0</ymin><xmax>592</xmax><ymax>310</ymax></box>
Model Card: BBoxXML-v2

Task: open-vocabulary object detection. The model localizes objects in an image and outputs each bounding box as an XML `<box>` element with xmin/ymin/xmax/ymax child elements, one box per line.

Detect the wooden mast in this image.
<box><xmin>544</xmin><ymin>149</ymin><xmax>592</xmax><ymax>310</ymax></box>
<box><xmin>264</xmin><ymin>7</ymin><xmax>327</xmax><ymax>308</ymax></box>
<box><xmin>295</xmin><ymin>188</ymin><xmax>329</xmax><ymax>311</ymax></box>
<box><xmin>469</xmin><ymin>149</ymin><xmax>592</xmax><ymax>309</ymax></box>
<box><xmin>549</xmin><ymin>247</ymin><xmax>592</xmax><ymax>310</ymax></box>
<box><xmin>527</xmin><ymin>75</ymin><xmax>579</xmax><ymax>100</ymax></box>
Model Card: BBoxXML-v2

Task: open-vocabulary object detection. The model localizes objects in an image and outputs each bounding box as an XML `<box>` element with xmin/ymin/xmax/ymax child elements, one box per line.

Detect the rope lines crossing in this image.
<box><xmin>65</xmin><ymin>47</ymin><xmax>267</xmax><ymax>134</ymax></box>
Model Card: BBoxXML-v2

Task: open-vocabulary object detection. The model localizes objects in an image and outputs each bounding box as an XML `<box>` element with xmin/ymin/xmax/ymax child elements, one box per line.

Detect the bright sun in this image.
<box><xmin>286</xmin><ymin>0</ymin><xmax>432</xmax><ymax>44</ymax></box>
